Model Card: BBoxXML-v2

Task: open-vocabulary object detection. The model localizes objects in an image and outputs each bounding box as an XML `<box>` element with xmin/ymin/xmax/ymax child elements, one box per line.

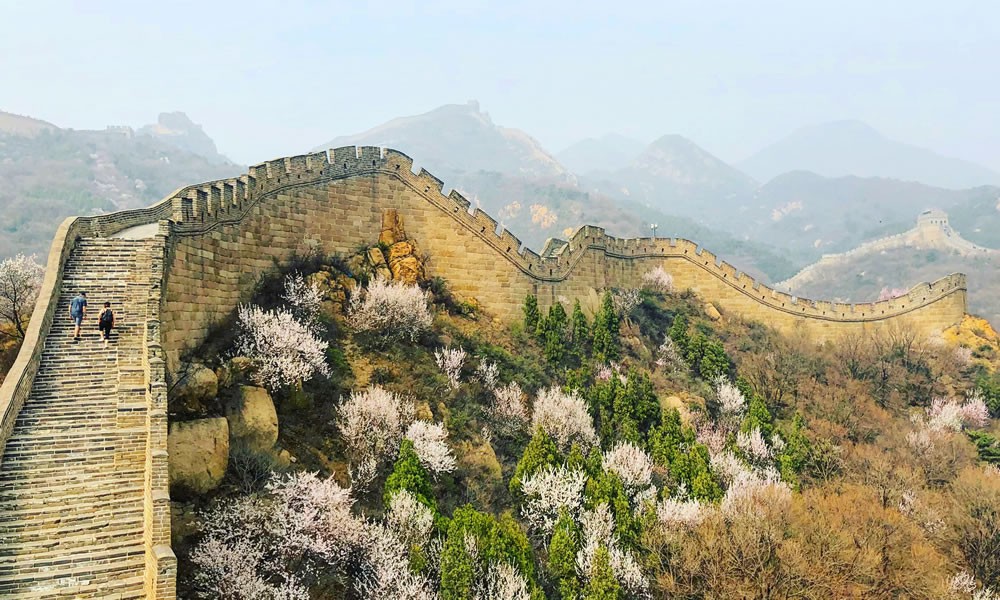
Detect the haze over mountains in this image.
<box><xmin>3</xmin><ymin>100</ymin><xmax>1000</xmax><ymax>321</ymax></box>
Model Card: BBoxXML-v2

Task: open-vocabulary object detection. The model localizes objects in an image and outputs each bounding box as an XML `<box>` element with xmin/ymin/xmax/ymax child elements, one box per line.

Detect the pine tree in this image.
<box><xmin>523</xmin><ymin>294</ymin><xmax>541</xmax><ymax>333</ymax></box>
<box><xmin>384</xmin><ymin>439</ymin><xmax>437</xmax><ymax>512</ymax></box>
<box><xmin>543</xmin><ymin>302</ymin><xmax>570</xmax><ymax>363</ymax></box>
<box><xmin>510</xmin><ymin>428</ymin><xmax>562</xmax><ymax>494</ymax></box>
<box><xmin>668</xmin><ymin>313</ymin><xmax>689</xmax><ymax>355</ymax></box>
<box><xmin>571</xmin><ymin>300</ymin><xmax>591</xmax><ymax>358</ymax></box>
<box><xmin>592</xmin><ymin>292</ymin><xmax>619</xmax><ymax>363</ymax></box>
<box><xmin>583</xmin><ymin>546</ymin><xmax>622</xmax><ymax>600</ymax></box>
<box><xmin>698</xmin><ymin>339</ymin><xmax>730</xmax><ymax>381</ymax></box>
<box><xmin>548</xmin><ymin>510</ymin><xmax>581</xmax><ymax>599</ymax></box>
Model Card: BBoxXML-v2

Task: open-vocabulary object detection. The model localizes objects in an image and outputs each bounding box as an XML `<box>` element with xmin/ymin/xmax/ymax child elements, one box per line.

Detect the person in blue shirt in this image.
<box><xmin>69</xmin><ymin>291</ymin><xmax>87</xmax><ymax>341</ymax></box>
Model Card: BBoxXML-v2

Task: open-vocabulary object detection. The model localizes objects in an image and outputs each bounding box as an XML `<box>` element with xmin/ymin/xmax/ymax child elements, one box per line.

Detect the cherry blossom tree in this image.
<box><xmin>736</xmin><ymin>427</ymin><xmax>773</xmax><ymax>466</ymax></box>
<box><xmin>520</xmin><ymin>464</ymin><xmax>587</xmax><ymax>536</ymax></box>
<box><xmin>348</xmin><ymin>274</ymin><xmax>433</xmax><ymax>344</ymax></box>
<box><xmin>611</xmin><ymin>288</ymin><xmax>642</xmax><ymax>318</ymax></box>
<box><xmin>641</xmin><ymin>266</ymin><xmax>674</xmax><ymax>294</ymax></box>
<box><xmin>281</xmin><ymin>272</ymin><xmax>322</xmax><ymax>325</ymax></box>
<box><xmin>485</xmin><ymin>382</ymin><xmax>529</xmax><ymax>438</ymax></box>
<box><xmin>434</xmin><ymin>346</ymin><xmax>466</xmax><ymax>390</ymax></box>
<box><xmin>357</xmin><ymin>522</ymin><xmax>439</xmax><ymax>600</ymax></box>
<box><xmin>575</xmin><ymin>503</ymin><xmax>650</xmax><ymax>598</ymax></box>
<box><xmin>386</xmin><ymin>489</ymin><xmax>434</xmax><ymax>549</ymax></box>
<box><xmin>336</xmin><ymin>385</ymin><xmax>415</xmax><ymax>488</ymax></box>
<box><xmin>720</xmin><ymin>469</ymin><xmax>791</xmax><ymax>519</ymax></box>
<box><xmin>602</xmin><ymin>441</ymin><xmax>654</xmax><ymax>500</ymax></box>
<box><xmin>405</xmin><ymin>420</ymin><xmax>456</xmax><ymax>475</ymax></box>
<box><xmin>656</xmin><ymin>496</ymin><xmax>705</xmax><ymax>530</ymax></box>
<box><xmin>0</xmin><ymin>253</ymin><xmax>44</xmax><ymax>340</ymax></box>
<box><xmin>475</xmin><ymin>562</ymin><xmax>531</xmax><ymax>600</ymax></box>
<box><xmin>235</xmin><ymin>304</ymin><xmax>330</xmax><ymax>391</ymax></box>
<box><xmin>531</xmin><ymin>386</ymin><xmax>599</xmax><ymax>453</ymax></box>
<box><xmin>475</xmin><ymin>359</ymin><xmax>500</xmax><ymax>390</ymax></box>
<box><xmin>715</xmin><ymin>377</ymin><xmax>747</xmax><ymax>430</ymax></box>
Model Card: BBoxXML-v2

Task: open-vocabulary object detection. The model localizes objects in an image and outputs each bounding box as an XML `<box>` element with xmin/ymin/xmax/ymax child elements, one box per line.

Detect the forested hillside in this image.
<box><xmin>167</xmin><ymin>241</ymin><xmax>1000</xmax><ymax>600</ymax></box>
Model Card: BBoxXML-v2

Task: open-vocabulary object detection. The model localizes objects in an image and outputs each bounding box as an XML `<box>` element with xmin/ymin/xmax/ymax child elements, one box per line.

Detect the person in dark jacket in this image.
<box><xmin>69</xmin><ymin>291</ymin><xmax>87</xmax><ymax>341</ymax></box>
<box><xmin>98</xmin><ymin>302</ymin><xmax>114</xmax><ymax>344</ymax></box>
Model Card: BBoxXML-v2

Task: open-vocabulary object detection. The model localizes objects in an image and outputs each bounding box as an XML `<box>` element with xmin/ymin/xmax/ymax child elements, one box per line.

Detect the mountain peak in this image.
<box><xmin>740</xmin><ymin>121</ymin><xmax>1000</xmax><ymax>188</ymax></box>
<box><xmin>0</xmin><ymin>110</ymin><xmax>58</xmax><ymax>137</ymax></box>
<box><xmin>137</xmin><ymin>112</ymin><xmax>230</xmax><ymax>164</ymax></box>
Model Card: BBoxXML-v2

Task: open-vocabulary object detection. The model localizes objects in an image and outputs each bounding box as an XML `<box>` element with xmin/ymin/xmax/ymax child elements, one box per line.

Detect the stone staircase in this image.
<box><xmin>0</xmin><ymin>238</ymin><xmax>159</xmax><ymax>598</ymax></box>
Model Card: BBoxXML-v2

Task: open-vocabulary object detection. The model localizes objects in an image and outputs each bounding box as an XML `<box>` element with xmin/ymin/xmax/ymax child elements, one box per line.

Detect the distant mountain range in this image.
<box><xmin>137</xmin><ymin>112</ymin><xmax>233</xmax><ymax>165</ymax></box>
<box><xmin>738</xmin><ymin>120</ymin><xmax>1000</xmax><ymax>189</ymax></box>
<box><xmin>0</xmin><ymin>111</ymin><xmax>240</xmax><ymax>258</ymax></box>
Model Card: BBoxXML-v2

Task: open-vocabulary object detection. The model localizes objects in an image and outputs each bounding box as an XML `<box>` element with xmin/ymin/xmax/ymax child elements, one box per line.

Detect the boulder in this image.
<box><xmin>170</xmin><ymin>363</ymin><xmax>218</xmax><ymax>413</ymax></box>
<box><xmin>168</xmin><ymin>417</ymin><xmax>229</xmax><ymax>496</ymax></box>
<box><xmin>376</xmin><ymin>265</ymin><xmax>393</xmax><ymax>282</ymax></box>
<box><xmin>380</xmin><ymin>209</ymin><xmax>407</xmax><ymax>246</ymax></box>
<box><xmin>226</xmin><ymin>386</ymin><xmax>279</xmax><ymax>452</ymax></box>
<box><xmin>366</xmin><ymin>247</ymin><xmax>387</xmax><ymax>267</ymax></box>
<box><xmin>388</xmin><ymin>241</ymin><xmax>415</xmax><ymax>262</ymax></box>
<box><xmin>704</xmin><ymin>302</ymin><xmax>722</xmax><ymax>321</ymax></box>
<box><xmin>390</xmin><ymin>256</ymin><xmax>423</xmax><ymax>285</ymax></box>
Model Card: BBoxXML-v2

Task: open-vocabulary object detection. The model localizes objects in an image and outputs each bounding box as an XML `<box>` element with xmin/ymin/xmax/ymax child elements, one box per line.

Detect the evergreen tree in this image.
<box><xmin>649</xmin><ymin>408</ymin><xmax>722</xmax><ymax>501</ymax></box>
<box><xmin>548</xmin><ymin>510</ymin><xmax>581</xmax><ymax>599</ymax></box>
<box><xmin>585</xmin><ymin>471</ymin><xmax>640</xmax><ymax>547</ymax></box>
<box><xmin>510</xmin><ymin>428</ymin><xmax>562</xmax><ymax>494</ymax></box>
<box><xmin>571</xmin><ymin>300</ymin><xmax>591</xmax><ymax>358</ymax></box>
<box><xmin>698</xmin><ymin>339</ymin><xmax>730</xmax><ymax>381</ymax></box>
<box><xmin>742</xmin><ymin>394</ymin><xmax>774</xmax><ymax>438</ymax></box>
<box><xmin>523</xmin><ymin>294</ymin><xmax>541</xmax><ymax>334</ymax></box>
<box><xmin>592</xmin><ymin>292</ymin><xmax>619</xmax><ymax>363</ymax></box>
<box><xmin>668</xmin><ymin>313</ymin><xmax>689</xmax><ymax>355</ymax></box>
<box><xmin>583</xmin><ymin>546</ymin><xmax>622</xmax><ymax>600</ymax></box>
<box><xmin>384</xmin><ymin>439</ymin><xmax>437</xmax><ymax>512</ymax></box>
<box><xmin>543</xmin><ymin>302</ymin><xmax>570</xmax><ymax>363</ymax></box>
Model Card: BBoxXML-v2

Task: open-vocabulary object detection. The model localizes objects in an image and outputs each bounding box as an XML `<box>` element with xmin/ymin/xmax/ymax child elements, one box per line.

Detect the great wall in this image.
<box><xmin>0</xmin><ymin>146</ymin><xmax>968</xmax><ymax>598</ymax></box>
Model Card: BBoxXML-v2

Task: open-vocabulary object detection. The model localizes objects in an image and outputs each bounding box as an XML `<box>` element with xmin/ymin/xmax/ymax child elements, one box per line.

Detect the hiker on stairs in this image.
<box><xmin>69</xmin><ymin>290</ymin><xmax>87</xmax><ymax>341</ymax></box>
<box><xmin>98</xmin><ymin>301</ymin><xmax>115</xmax><ymax>344</ymax></box>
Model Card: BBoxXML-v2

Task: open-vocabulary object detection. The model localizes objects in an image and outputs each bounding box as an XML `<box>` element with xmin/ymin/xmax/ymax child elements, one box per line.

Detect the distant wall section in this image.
<box><xmin>155</xmin><ymin>148</ymin><xmax>967</xmax><ymax>375</ymax></box>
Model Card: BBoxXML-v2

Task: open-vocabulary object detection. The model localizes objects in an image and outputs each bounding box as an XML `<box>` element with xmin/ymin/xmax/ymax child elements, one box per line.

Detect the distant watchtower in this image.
<box><xmin>917</xmin><ymin>209</ymin><xmax>949</xmax><ymax>228</ymax></box>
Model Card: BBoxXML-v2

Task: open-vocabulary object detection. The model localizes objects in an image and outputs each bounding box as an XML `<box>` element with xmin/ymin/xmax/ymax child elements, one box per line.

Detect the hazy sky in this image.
<box><xmin>2</xmin><ymin>0</ymin><xmax>997</xmax><ymax>168</ymax></box>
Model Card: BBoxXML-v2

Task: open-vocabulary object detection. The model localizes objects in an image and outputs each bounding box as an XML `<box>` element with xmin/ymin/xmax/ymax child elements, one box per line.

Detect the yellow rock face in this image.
<box><xmin>942</xmin><ymin>314</ymin><xmax>1000</xmax><ymax>371</ymax></box>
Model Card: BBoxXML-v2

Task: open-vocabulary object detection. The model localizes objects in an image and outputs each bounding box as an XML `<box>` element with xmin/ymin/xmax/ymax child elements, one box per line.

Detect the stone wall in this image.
<box><xmin>155</xmin><ymin>147</ymin><xmax>967</xmax><ymax>375</ymax></box>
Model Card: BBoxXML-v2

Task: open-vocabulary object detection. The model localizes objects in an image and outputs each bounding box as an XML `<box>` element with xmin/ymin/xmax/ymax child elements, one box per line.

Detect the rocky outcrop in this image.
<box><xmin>170</xmin><ymin>362</ymin><xmax>218</xmax><ymax>413</ymax></box>
<box><xmin>226</xmin><ymin>386</ymin><xmax>279</xmax><ymax>452</ymax></box>
<box><xmin>168</xmin><ymin>417</ymin><xmax>230</xmax><ymax>496</ymax></box>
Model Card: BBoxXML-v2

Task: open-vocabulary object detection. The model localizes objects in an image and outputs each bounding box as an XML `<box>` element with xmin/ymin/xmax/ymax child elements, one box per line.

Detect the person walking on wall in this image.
<box><xmin>69</xmin><ymin>291</ymin><xmax>87</xmax><ymax>341</ymax></box>
<box><xmin>98</xmin><ymin>301</ymin><xmax>114</xmax><ymax>345</ymax></box>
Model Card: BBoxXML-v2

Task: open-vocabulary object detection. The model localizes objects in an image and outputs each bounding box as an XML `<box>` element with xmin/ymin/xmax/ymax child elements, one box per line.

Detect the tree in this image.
<box><xmin>698</xmin><ymin>339</ymin><xmax>730</xmax><ymax>381</ymax></box>
<box><xmin>548</xmin><ymin>511</ymin><xmax>582</xmax><ymax>599</ymax></box>
<box><xmin>582</xmin><ymin>546</ymin><xmax>622</xmax><ymax>600</ymax></box>
<box><xmin>592</xmin><ymin>292</ymin><xmax>619</xmax><ymax>363</ymax></box>
<box><xmin>511</xmin><ymin>428</ymin><xmax>562</xmax><ymax>494</ymax></box>
<box><xmin>384</xmin><ymin>439</ymin><xmax>437</xmax><ymax>513</ymax></box>
<box><xmin>404</xmin><ymin>421</ymin><xmax>456</xmax><ymax>475</ymax></box>
<box><xmin>523</xmin><ymin>294</ymin><xmax>541</xmax><ymax>333</ymax></box>
<box><xmin>531</xmin><ymin>387</ymin><xmax>599</xmax><ymax>453</ymax></box>
<box><xmin>571</xmin><ymin>300</ymin><xmax>590</xmax><ymax>358</ymax></box>
<box><xmin>542</xmin><ymin>302</ymin><xmax>570</xmax><ymax>363</ymax></box>
<box><xmin>337</xmin><ymin>385</ymin><xmax>415</xmax><ymax>489</ymax></box>
<box><xmin>668</xmin><ymin>313</ymin><xmax>689</xmax><ymax>356</ymax></box>
<box><xmin>0</xmin><ymin>253</ymin><xmax>43</xmax><ymax>341</ymax></box>
<box><xmin>347</xmin><ymin>274</ymin><xmax>433</xmax><ymax>345</ymax></box>
<box><xmin>235</xmin><ymin>304</ymin><xmax>330</xmax><ymax>391</ymax></box>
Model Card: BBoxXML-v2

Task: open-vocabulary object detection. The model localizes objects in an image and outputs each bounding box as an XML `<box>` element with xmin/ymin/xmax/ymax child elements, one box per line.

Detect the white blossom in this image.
<box><xmin>656</xmin><ymin>496</ymin><xmax>705</xmax><ymax>530</ymax></box>
<box><xmin>282</xmin><ymin>272</ymin><xmax>322</xmax><ymax>324</ymax></box>
<box><xmin>486</xmin><ymin>382</ymin><xmax>529</xmax><ymax>437</ymax></box>
<box><xmin>655</xmin><ymin>337</ymin><xmax>685</xmax><ymax>372</ymax></box>
<box><xmin>520</xmin><ymin>464</ymin><xmax>587</xmax><ymax>535</ymax></box>
<box><xmin>736</xmin><ymin>428</ymin><xmax>773</xmax><ymax>465</ymax></box>
<box><xmin>405</xmin><ymin>421</ymin><xmax>456</xmax><ymax>474</ymax></box>
<box><xmin>949</xmin><ymin>571</ymin><xmax>978</xmax><ymax>595</ymax></box>
<box><xmin>602</xmin><ymin>441</ymin><xmax>653</xmax><ymax>492</ymax></box>
<box><xmin>337</xmin><ymin>385</ymin><xmax>415</xmax><ymax>486</ymax></box>
<box><xmin>386</xmin><ymin>489</ymin><xmax>434</xmax><ymax>551</ymax></box>
<box><xmin>641</xmin><ymin>266</ymin><xmax>674</xmax><ymax>294</ymax></box>
<box><xmin>236</xmin><ymin>304</ymin><xmax>330</xmax><ymax>391</ymax></box>
<box><xmin>475</xmin><ymin>562</ymin><xmax>531</xmax><ymax>600</ymax></box>
<box><xmin>611</xmin><ymin>288</ymin><xmax>642</xmax><ymax>317</ymax></box>
<box><xmin>531</xmin><ymin>386</ymin><xmax>598</xmax><ymax>453</ymax></box>
<box><xmin>348</xmin><ymin>274</ymin><xmax>433</xmax><ymax>344</ymax></box>
<box><xmin>192</xmin><ymin>472</ymin><xmax>363</xmax><ymax>599</ymax></box>
<box><xmin>435</xmin><ymin>346</ymin><xmax>466</xmax><ymax>390</ymax></box>
<box><xmin>0</xmin><ymin>253</ymin><xmax>43</xmax><ymax>340</ymax></box>
<box><xmin>715</xmin><ymin>377</ymin><xmax>747</xmax><ymax>430</ymax></box>
<box><xmin>927</xmin><ymin>394</ymin><xmax>990</xmax><ymax>432</ymax></box>
<box><xmin>575</xmin><ymin>504</ymin><xmax>650</xmax><ymax>598</ymax></box>
<box><xmin>475</xmin><ymin>359</ymin><xmax>501</xmax><ymax>390</ymax></box>
<box><xmin>358</xmin><ymin>522</ymin><xmax>439</xmax><ymax>600</ymax></box>
<box><xmin>721</xmin><ymin>469</ymin><xmax>791</xmax><ymax>519</ymax></box>
<box><xmin>710</xmin><ymin>450</ymin><xmax>746</xmax><ymax>486</ymax></box>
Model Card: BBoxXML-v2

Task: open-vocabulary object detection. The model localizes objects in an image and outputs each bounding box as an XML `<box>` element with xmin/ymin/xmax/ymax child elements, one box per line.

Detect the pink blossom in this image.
<box><xmin>641</xmin><ymin>266</ymin><xmax>674</xmax><ymax>294</ymax></box>
<box><xmin>236</xmin><ymin>304</ymin><xmax>330</xmax><ymax>391</ymax></box>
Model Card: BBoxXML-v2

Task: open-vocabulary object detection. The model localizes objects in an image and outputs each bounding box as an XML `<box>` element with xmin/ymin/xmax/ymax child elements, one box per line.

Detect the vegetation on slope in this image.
<box><xmin>172</xmin><ymin>246</ymin><xmax>1000</xmax><ymax>599</ymax></box>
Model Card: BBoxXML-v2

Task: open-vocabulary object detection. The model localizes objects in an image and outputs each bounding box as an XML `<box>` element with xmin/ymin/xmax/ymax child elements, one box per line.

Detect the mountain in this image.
<box><xmin>317</xmin><ymin>100</ymin><xmax>567</xmax><ymax>180</ymax></box>
<box><xmin>0</xmin><ymin>116</ymin><xmax>241</xmax><ymax>259</ymax></box>
<box><xmin>739</xmin><ymin>120</ymin><xmax>1000</xmax><ymax>189</ymax></box>
<box><xmin>556</xmin><ymin>133</ymin><xmax>644</xmax><ymax>175</ymax></box>
<box><xmin>745</xmin><ymin>172</ymin><xmax>998</xmax><ymax>259</ymax></box>
<box><xmin>137</xmin><ymin>111</ymin><xmax>233</xmax><ymax>165</ymax></box>
<box><xmin>0</xmin><ymin>111</ymin><xmax>57</xmax><ymax>137</ymax></box>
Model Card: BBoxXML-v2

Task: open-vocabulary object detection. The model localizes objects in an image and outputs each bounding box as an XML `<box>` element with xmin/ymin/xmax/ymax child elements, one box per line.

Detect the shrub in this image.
<box><xmin>235</xmin><ymin>304</ymin><xmax>330</xmax><ymax>391</ymax></box>
<box><xmin>348</xmin><ymin>275</ymin><xmax>432</xmax><ymax>345</ymax></box>
<box><xmin>532</xmin><ymin>387</ymin><xmax>599</xmax><ymax>453</ymax></box>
